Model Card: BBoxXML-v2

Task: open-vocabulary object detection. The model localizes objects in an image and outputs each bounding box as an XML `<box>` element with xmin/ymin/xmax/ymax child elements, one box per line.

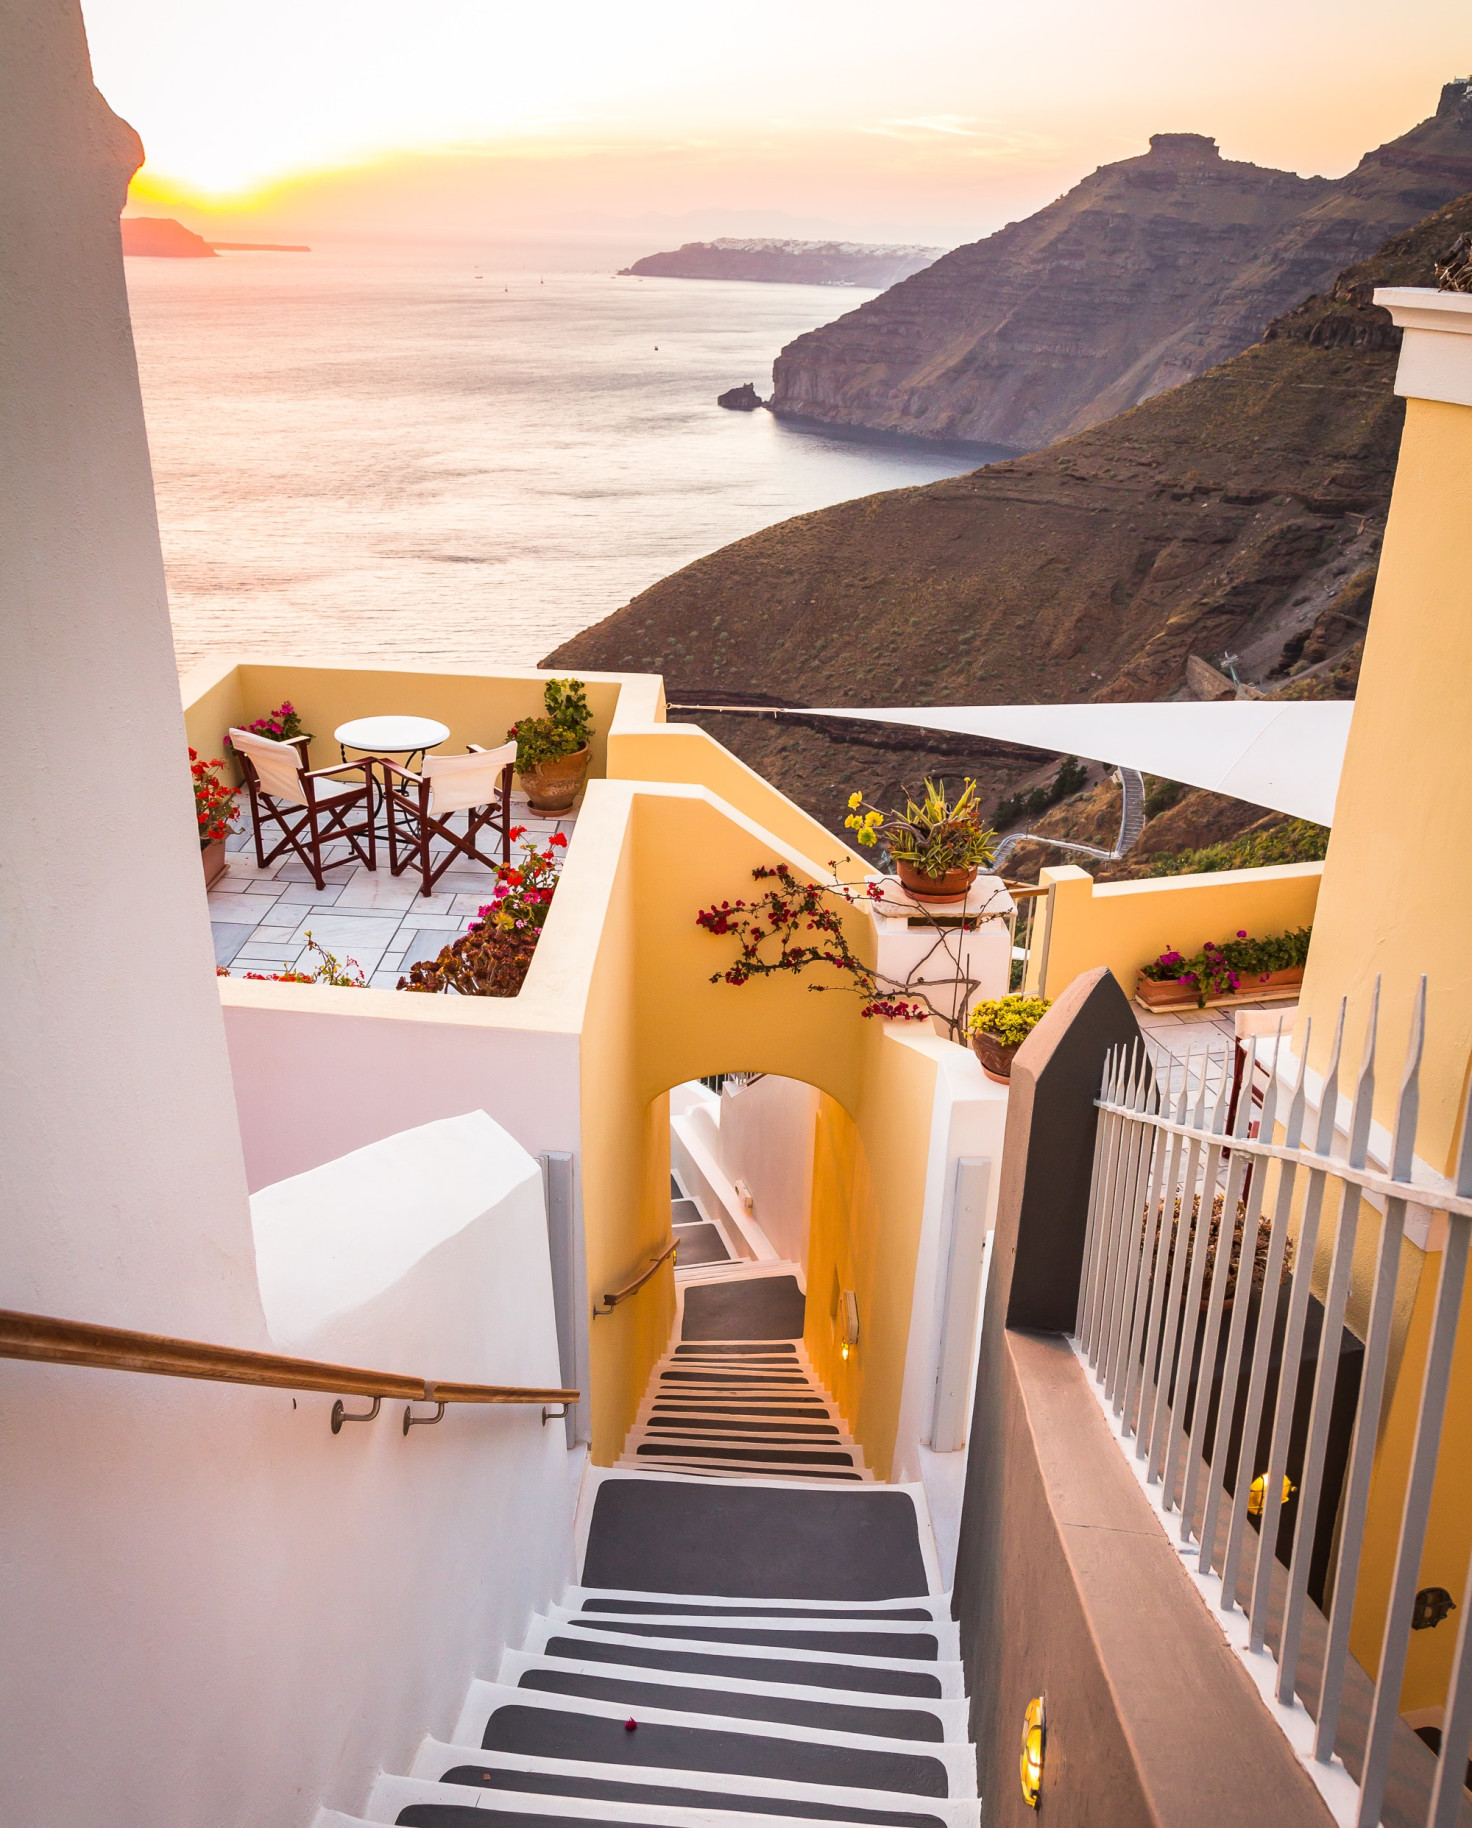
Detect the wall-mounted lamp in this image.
<box><xmin>1020</xmin><ymin>1696</ymin><xmax>1045</xmax><ymax>1809</ymax></box>
<box><xmin>1247</xmin><ymin>1473</ymin><xmax>1295</xmax><ymax>1517</ymax></box>
<box><xmin>839</xmin><ymin>1290</ymin><xmax>860</xmax><ymax>1362</ymax></box>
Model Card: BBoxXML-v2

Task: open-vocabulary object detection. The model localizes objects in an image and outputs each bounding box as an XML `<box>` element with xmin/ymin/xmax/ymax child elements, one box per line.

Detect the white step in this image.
<box><xmin>496</xmin><ymin>1648</ymin><xmax>970</xmax><ymax>1738</ymax></box>
<box><xmin>543</xmin><ymin>1607</ymin><xmax>960</xmax><ymax>1662</ymax></box>
<box><xmin>366</xmin><ymin>1770</ymin><xmax>968</xmax><ymax>1828</ymax></box>
<box><xmin>451</xmin><ymin>1681</ymin><xmax>977</xmax><ymax>1797</ymax></box>
<box><xmin>406</xmin><ymin>1739</ymin><xmax>982</xmax><ymax>1828</ymax></box>
<box><xmin>523</xmin><ymin>1622</ymin><xmax>964</xmax><ymax>1698</ymax></box>
<box><xmin>564</xmin><ymin>1585</ymin><xmax>949</xmax><ymax>1620</ymax></box>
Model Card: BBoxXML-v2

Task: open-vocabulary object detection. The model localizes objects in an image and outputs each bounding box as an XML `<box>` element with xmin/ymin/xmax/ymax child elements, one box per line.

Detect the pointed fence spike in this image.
<box><xmin>1283</xmin><ymin>1014</ymin><xmax>1310</xmax><ymax>1151</ymax></box>
<box><xmin>1314</xmin><ymin>998</ymin><xmax>1347</xmax><ymax>1156</ymax></box>
<box><xmin>1348</xmin><ymin>977</ymin><xmax>1381</xmax><ymax>1171</ymax></box>
<box><xmin>1390</xmin><ymin>976</ymin><xmax>1427</xmax><ymax>1184</ymax></box>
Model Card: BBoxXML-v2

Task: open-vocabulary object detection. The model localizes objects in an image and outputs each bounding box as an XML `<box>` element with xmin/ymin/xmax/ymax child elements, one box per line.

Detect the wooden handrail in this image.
<box><xmin>0</xmin><ymin>1309</ymin><xmax>577</xmax><ymax>1406</ymax></box>
<box><xmin>593</xmin><ymin>1239</ymin><xmax>678</xmax><ymax>1317</ymax></box>
<box><xmin>1001</xmin><ymin>882</ymin><xmax>1050</xmax><ymax>899</ymax></box>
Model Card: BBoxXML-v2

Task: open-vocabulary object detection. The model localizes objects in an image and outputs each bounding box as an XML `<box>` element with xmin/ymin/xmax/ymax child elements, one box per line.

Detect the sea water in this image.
<box><xmin>125</xmin><ymin>249</ymin><xmax>998</xmax><ymax>674</ymax></box>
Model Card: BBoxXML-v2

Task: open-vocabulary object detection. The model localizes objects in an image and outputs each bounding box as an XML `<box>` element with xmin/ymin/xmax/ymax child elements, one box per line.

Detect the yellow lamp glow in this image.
<box><xmin>1020</xmin><ymin>1696</ymin><xmax>1044</xmax><ymax>1808</ymax></box>
<box><xmin>1247</xmin><ymin>1473</ymin><xmax>1295</xmax><ymax>1517</ymax></box>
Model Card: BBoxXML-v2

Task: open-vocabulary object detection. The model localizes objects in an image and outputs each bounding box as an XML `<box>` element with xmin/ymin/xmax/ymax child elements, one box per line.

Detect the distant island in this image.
<box><xmin>120</xmin><ymin>217</ymin><xmax>310</xmax><ymax>258</ymax></box>
<box><xmin>618</xmin><ymin>238</ymin><xmax>945</xmax><ymax>287</ymax></box>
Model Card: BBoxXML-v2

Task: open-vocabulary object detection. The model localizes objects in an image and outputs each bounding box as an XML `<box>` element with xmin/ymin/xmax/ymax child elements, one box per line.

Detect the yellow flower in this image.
<box><xmin>848</xmin><ymin>791</ymin><xmax>864</xmax><ymax>810</ymax></box>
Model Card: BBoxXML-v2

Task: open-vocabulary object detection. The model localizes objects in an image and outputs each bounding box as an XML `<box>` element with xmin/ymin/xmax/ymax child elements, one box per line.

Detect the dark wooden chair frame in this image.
<box><xmin>237</xmin><ymin>739</ymin><xmax>378</xmax><ymax>892</ymax></box>
<box><xmin>382</xmin><ymin>751</ymin><xmax>514</xmax><ymax>897</ymax></box>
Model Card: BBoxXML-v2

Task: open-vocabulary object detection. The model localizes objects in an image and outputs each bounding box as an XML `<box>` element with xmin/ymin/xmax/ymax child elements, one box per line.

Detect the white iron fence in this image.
<box><xmin>1077</xmin><ymin>980</ymin><xmax>1472</xmax><ymax>1827</ymax></box>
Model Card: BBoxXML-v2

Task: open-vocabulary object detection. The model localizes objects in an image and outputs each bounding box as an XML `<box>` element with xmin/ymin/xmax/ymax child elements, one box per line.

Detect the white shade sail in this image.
<box><xmin>803</xmin><ymin>700</ymin><xmax>1353</xmax><ymax>826</ymax></box>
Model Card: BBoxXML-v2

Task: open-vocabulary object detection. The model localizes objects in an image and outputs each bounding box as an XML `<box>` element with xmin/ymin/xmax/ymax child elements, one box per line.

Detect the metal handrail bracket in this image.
<box><xmin>592</xmin><ymin>1239</ymin><xmax>679</xmax><ymax>1318</ymax></box>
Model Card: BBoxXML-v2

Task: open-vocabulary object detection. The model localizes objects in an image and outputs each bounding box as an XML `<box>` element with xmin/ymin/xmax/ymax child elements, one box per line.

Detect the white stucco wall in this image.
<box><xmin>716</xmin><ymin>1075</ymin><xmax>820</xmax><ymax>1270</ymax></box>
<box><xmin>0</xmin><ymin>13</ymin><xmax>580</xmax><ymax>1826</ymax></box>
<box><xmin>890</xmin><ymin>1040</ymin><xmax>1009</xmax><ymax>1485</ymax></box>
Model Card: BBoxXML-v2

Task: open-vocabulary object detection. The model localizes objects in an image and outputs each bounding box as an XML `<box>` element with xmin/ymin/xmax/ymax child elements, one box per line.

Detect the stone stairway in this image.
<box><xmin>313</xmin><ymin>1256</ymin><xmax>975</xmax><ymax>1828</ymax></box>
<box><xmin>618</xmin><ymin>1262</ymin><xmax>869</xmax><ymax>1483</ymax></box>
<box><xmin>316</xmin><ymin>1473</ymin><xmax>975</xmax><ymax>1828</ymax></box>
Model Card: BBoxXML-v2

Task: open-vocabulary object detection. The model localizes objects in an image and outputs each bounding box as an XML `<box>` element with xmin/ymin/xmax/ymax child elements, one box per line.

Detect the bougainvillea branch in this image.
<box><xmin>696</xmin><ymin>862</ymin><xmax>1008</xmax><ymax>1042</ymax></box>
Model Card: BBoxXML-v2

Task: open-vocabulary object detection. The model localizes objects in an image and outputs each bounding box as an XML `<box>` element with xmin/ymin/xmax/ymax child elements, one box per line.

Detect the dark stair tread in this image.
<box><xmin>580</xmin><ymin>1603</ymin><xmax>936</xmax><ymax>1624</ymax></box>
<box><xmin>437</xmin><ymin>1763</ymin><xmax>948</xmax><ymax>1827</ymax></box>
<box><xmin>581</xmin><ymin>1482</ymin><xmax>929</xmax><ymax>1601</ymax></box>
<box><xmin>650</xmin><ymin>1406</ymin><xmax>833</xmax><ymax>1420</ymax></box>
<box><xmin>518</xmin><ymin>1670</ymin><xmax>944</xmax><ymax>1741</ymax></box>
<box><xmin>574</xmin><ymin>1622</ymin><xmax>937</xmax><ymax>1659</ymax></box>
<box><xmin>643</xmin><ymin>1420</ymin><xmax>841</xmax><ymax>1436</ymax></box>
<box><xmin>544</xmin><ymin>1637</ymin><xmax>942</xmax><ymax>1696</ymax></box>
<box><xmin>635</xmin><ymin>1446</ymin><xmax>856</xmax><ymax>1468</ymax></box>
<box><xmin>400</xmin><ymin>1812</ymin><xmax>645</xmax><ymax>1828</ymax></box>
<box><xmin>673</xmin><ymin>1343</ymin><xmax>799</xmax><ymax>1356</ymax></box>
<box><xmin>681</xmin><ymin>1277</ymin><xmax>807</xmax><ymax>1342</ymax></box>
<box><xmin>479</xmin><ymin>1705</ymin><xmax>949</xmax><ymax>1796</ymax></box>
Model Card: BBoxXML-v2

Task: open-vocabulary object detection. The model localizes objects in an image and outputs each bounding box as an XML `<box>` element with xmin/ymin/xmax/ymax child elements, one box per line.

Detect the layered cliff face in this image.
<box><xmin>549</xmin><ymin>193</ymin><xmax>1472</xmax><ymax>846</ymax></box>
<box><xmin>767</xmin><ymin>81</ymin><xmax>1472</xmax><ymax>451</ymax></box>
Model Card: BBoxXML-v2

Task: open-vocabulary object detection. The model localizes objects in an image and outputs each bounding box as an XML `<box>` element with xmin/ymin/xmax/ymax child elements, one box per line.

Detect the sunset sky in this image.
<box><xmin>83</xmin><ymin>0</ymin><xmax>1469</xmax><ymax>247</ymax></box>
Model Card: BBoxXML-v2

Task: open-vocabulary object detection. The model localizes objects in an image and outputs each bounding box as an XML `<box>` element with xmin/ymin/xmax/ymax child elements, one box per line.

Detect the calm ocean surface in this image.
<box><xmin>124</xmin><ymin>250</ymin><xmax>996</xmax><ymax>676</ymax></box>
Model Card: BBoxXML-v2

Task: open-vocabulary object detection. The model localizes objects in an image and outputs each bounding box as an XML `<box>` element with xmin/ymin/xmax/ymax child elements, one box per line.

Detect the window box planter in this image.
<box><xmin>1135</xmin><ymin>965</ymin><xmax>1305</xmax><ymax>1012</ymax></box>
<box><xmin>201</xmin><ymin>836</ymin><xmax>228</xmax><ymax>888</ymax></box>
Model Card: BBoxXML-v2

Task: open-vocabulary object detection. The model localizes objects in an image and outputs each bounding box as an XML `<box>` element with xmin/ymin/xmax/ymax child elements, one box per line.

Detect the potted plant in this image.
<box><xmin>844</xmin><ymin>778</ymin><xmax>997</xmax><ymax>901</ymax></box>
<box><xmin>509</xmin><ymin>678</ymin><xmax>593</xmax><ymax>813</ymax></box>
<box><xmin>227</xmin><ymin>700</ymin><xmax>311</xmax><ymax>752</ymax></box>
<box><xmin>967</xmin><ymin>995</ymin><xmax>1052</xmax><ymax>1083</ymax></box>
<box><xmin>191</xmin><ymin>748</ymin><xmax>238</xmax><ymax>887</ymax></box>
<box><xmin>1136</xmin><ymin>926</ymin><xmax>1312</xmax><ymax>1010</ymax></box>
<box><xmin>400</xmin><ymin>832</ymin><xmax>567</xmax><ymax>996</ymax></box>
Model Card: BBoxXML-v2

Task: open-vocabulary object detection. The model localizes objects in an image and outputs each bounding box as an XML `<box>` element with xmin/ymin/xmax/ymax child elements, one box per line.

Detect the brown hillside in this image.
<box><xmin>549</xmin><ymin>192</ymin><xmax>1472</xmax><ymax>848</ymax></box>
<box><xmin>766</xmin><ymin>81</ymin><xmax>1472</xmax><ymax>449</ymax></box>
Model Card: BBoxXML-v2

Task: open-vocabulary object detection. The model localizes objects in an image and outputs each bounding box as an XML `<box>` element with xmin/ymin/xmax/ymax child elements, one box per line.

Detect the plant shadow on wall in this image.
<box><xmin>695</xmin><ymin>781</ymin><xmax>1010</xmax><ymax>1045</ymax></box>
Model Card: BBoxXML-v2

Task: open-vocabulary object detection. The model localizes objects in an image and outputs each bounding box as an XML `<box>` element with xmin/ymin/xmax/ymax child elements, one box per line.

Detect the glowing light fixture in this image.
<box><xmin>839</xmin><ymin>1290</ymin><xmax>860</xmax><ymax>1362</ymax></box>
<box><xmin>1020</xmin><ymin>1696</ymin><xmax>1044</xmax><ymax>1809</ymax></box>
<box><xmin>1247</xmin><ymin>1473</ymin><xmax>1295</xmax><ymax>1517</ymax></box>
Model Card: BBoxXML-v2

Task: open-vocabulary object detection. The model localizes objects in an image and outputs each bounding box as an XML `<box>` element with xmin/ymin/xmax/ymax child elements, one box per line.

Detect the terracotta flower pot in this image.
<box><xmin>1135</xmin><ymin>974</ymin><xmax>1201</xmax><ymax>1011</ymax></box>
<box><xmin>896</xmin><ymin>859</ymin><xmax>978</xmax><ymax>902</ymax></box>
<box><xmin>200</xmin><ymin>835</ymin><xmax>227</xmax><ymax>888</ymax></box>
<box><xmin>522</xmin><ymin>746</ymin><xmax>590</xmax><ymax>814</ymax></box>
<box><xmin>971</xmin><ymin>1030</ymin><xmax>1020</xmax><ymax>1084</ymax></box>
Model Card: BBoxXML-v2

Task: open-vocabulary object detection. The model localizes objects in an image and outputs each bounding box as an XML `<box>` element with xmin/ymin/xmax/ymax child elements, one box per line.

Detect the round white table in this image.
<box><xmin>334</xmin><ymin>715</ymin><xmax>450</xmax><ymax>775</ymax></box>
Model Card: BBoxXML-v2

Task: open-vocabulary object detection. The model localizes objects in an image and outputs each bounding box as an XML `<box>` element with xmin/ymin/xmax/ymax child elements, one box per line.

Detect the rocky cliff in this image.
<box><xmin>767</xmin><ymin>81</ymin><xmax>1472</xmax><ymax>451</ymax></box>
<box><xmin>120</xmin><ymin>215</ymin><xmax>216</xmax><ymax>258</ymax></box>
<box><xmin>619</xmin><ymin>238</ymin><xmax>945</xmax><ymax>288</ymax></box>
<box><xmin>549</xmin><ymin>192</ymin><xmax>1472</xmax><ymax>848</ymax></box>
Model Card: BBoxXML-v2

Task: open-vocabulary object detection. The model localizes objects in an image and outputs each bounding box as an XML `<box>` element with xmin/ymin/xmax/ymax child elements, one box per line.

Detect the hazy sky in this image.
<box><xmin>83</xmin><ymin>0</ymin><xmax>1469</xmax><ymax>245</ymax></box>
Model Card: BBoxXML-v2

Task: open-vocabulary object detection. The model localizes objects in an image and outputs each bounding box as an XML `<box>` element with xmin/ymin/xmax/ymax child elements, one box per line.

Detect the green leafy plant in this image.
<box><xmin>1140</xmin><ymin>926</ymin><xmax>1312</xmax><ymax>1005</ymax></box>
<box><xmin>968</xmin><ymin>995</ymin><xmax>1052</xmax><ymax>1048</ymax></box>
<box><xmin>993</xmin><ymin>756</ymin><xmax>1087</xmax><ymax>828</ymax></box>
<box><xmin>399</xmin><ymin>832</ymin><xmax>567</xmax><ymax>996</ymax></box>
<box><xmin>509</xmin><ymin>677</ymin><xmax>593</xmax><ymax>772</ymax></box>
<box><xmin>1143</xmin><ymin>818</ymin><xmax>1328</xmax><ymax>877</ymax></box>
<box><xmin>191</xmin><ymin>748</ymin><xmax>238</xmax><ymax>844</ymax></box>
<box><xmin>845</xmin><ymin>779</ymin><xmax>996</xmax><ymax>877</ymax></box>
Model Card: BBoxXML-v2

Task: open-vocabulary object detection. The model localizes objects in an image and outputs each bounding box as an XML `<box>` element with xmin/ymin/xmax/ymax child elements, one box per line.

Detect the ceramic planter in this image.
<box><xmin>522</xmin><ymin>746</ymin><xmax>590</xmax><ymax>814</ymax></box>
<box><xmin>896</xmin><ymin>860</ymin><xmax>978</xmax><ymax>902</ymax></box>
<box><xmin>201</xmin><ymin>836</ymin><xmax>227</xmax><ymax>888</ymax></box>
<box><xmin>971</xmin><ymin>1030</ymin><xmax>1021</xmax><ymax>1084</ymax></box>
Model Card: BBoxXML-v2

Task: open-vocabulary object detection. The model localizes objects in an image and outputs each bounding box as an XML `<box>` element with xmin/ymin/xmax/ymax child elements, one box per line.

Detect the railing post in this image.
<box><xmin>540</xmin><ymin>1151</ymin><xmax>581</xmax><ymax>1448</ymax></box>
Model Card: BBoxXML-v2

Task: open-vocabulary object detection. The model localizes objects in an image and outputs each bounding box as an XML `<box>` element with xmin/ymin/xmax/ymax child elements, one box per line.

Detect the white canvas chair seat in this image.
<box><xmin>385</xmin><ymin>741</ymin><xmax>516</xmax><ymax>897</ymax></box>
<box><xmin>228</xmin><ymin>726</ymin><xmax>376</xmax><ymax>890</ymax></box>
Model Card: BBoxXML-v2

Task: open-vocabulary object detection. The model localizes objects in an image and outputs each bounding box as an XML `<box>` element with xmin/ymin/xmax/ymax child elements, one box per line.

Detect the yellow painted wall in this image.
<box><xmin>1286</xmin><ymin>395</ymin><xmax>1472</xmax><ymax>1709</ymax></box>
<box><xmin>1023</xmin><ymin>862</ymin><xmax>1322</xmax><ymax>1000</ymax></box>
<box><xmin>805</xmin><ymin>1028</ymin><xmax>940</xmax><ymax>1479</ymax></box>
<box><xmin>608</xmin><ymin>722</ymin><xmax>868</xmax><ymax>880</ymax></box>
<box><xmin>181</xmin><ymin>659</ymin><xmax>647</xmax><ymax>793</ymax></box>
<box><xmin>574</xmin><ymin>781</ymin><xmax>942</xmax><ymax>1469</ymax></box>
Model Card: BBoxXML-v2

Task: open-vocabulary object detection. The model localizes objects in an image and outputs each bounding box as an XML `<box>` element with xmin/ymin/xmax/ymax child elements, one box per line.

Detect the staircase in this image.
<box><xmin>313</xmin><ymin>1265</ymin><xmax>976</xmax><ymax>1828</ymax></box>
<box><xmin>619</xmin><ymin>1262</ymin><xmax>870</xmax><ymax>1483</ymax></box>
